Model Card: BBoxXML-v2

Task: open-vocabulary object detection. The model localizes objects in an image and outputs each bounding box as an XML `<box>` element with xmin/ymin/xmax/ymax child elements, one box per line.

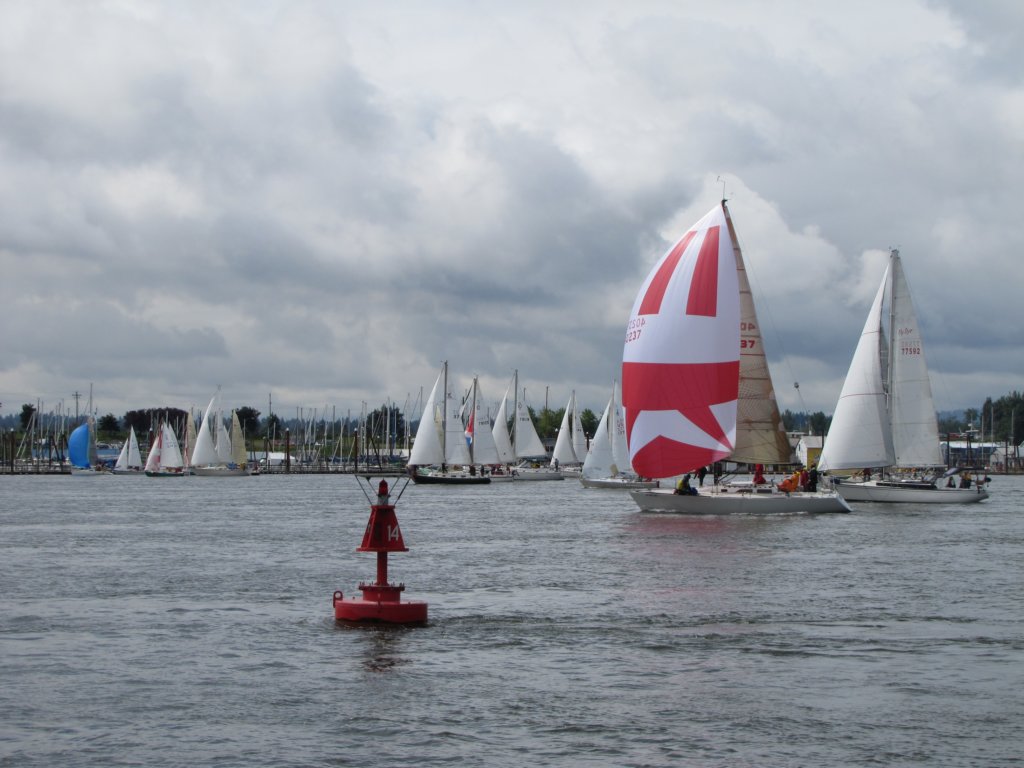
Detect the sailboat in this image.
<box><xmin>68</xmin><ymin>416</ymin><xmax>105</xmax><ymax>475</ymax></box>
<box><xmin>408</xmin><ymin>362</ymin><xmax>491</xmax><ymax>484</ymax></box>
<box><xmin>550</xmin><ymin>391</ymin><xmax>585</xmax><ymax>475</ymax></box>
<box><xmin>191</xmin><ymin>395</ymin><xmax>250</xmax><ymax>476</ymax></box>
<box><xmin>581</xmin><ymin>382</ymin><xmax>658</xmax><ymax>489</ymax></box>
<box><xmin>817</xmin><ymin>249</ymin><xmax>989</xmax><ymax>503</ymax></box>
<box><xmin>144</xmin><ymin>421</ymin><xmax>186</xmax><ymax>477</ymax></box>
<box><xmin>113</xmin><ymin>426</ymin><xmax>143</xmax><ymax>474</ymax></box>
<box><xmin>493</xmin><ymin>370</ymin><xmax>563</xmax><ymax>480</ymax></box>
<box><xmin>625</xmin><ymin>200</ymin><xmax>851</xmax><ymax>514</ymax></box>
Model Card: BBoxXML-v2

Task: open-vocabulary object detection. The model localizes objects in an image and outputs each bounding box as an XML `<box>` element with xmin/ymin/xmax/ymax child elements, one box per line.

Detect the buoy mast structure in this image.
<box><xmin>333</xmin><ymin>478</ymin><xmax>428</xmax><ymax>624</ymax></box>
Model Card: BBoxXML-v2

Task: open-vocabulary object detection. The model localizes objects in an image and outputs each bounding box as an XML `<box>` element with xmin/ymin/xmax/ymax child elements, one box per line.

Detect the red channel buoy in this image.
<box><xmin>333</xmin><ymin>479</ymin><xmax>428</xmax><ymax>624</ymax></box>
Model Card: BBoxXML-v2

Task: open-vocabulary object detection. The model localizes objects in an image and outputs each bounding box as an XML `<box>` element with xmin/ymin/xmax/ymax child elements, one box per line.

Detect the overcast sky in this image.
<box><xmin>1</xmin><ymin>0</ymin><xmax>1021</xmax><ymax>424</ymax></box>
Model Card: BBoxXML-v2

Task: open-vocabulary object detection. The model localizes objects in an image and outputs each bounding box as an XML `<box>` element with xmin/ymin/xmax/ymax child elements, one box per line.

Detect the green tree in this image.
<box><xmin>20</xmin><ymin>403</ymin><xmax>36</xmax><ymax>430</ymax></box>
<box><xmin>579</xmin><ymin>408</ymin><xmax>598</xmax><ymax>441</ymax></box>
<box><xmin>97</xmin><ymin>413</ymin><xmax>120</xmax><ymax>436</ymax></box>
<box><xmin>533</xmin><ymin>407</ymin><xmax>563</xmax><ymax>439</ymax></box>
<box><xmin>122</xmin><ymin>408</ymin><xmax>188</xmax><ymax>440</ymax></box>
<box><xmin>808</xmin><ymin>411</ymin><xmax>829</xmax><ymax>437</ymax></box>
<box><xmin>235</xmin><ymin>406</ymin><xmax>261</xmax><ymax>438</ymax></box>
<box><xmin>264</xmin><ymin>413</ymin><xmax>283</xmax><ymax>440</ymax></box>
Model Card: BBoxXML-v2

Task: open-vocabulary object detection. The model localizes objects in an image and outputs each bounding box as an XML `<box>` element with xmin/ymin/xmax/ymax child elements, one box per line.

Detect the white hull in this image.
<box><xmin>193</xmin><ymin>465</ymin><xmax>251</xmax><ymax>477</ymax></box>
<box><xmin>629</xmin><ymin>486</ymin><xmax>852</xmax><ymax>514</ymax></box>
<box><xmin>581</xmin><ymin>476</ymin><xmax>659</xmax><ymax>490</ymax></box>
<box><xmin>513</xmin><ymin>465</ymin><xmax>564</xmax><ymax>481</ymax></box>
<box><xmin>833</xmin><ymin>479</ymin><xmax>988</xmax><ymax>504</ymax></box>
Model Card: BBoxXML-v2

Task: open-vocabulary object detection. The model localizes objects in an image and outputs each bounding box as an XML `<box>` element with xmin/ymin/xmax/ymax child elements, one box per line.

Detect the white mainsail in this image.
<box><xmin>817</xmin><ymin>272</ymin><xmax>893</xmax><ymax>470</ymax></box>
<box><xmin>551</xmin><ymin>392</ymin><xmax>580</xmax><ymax>466</ymax></box>
<box><xmin>888</xmin><ymin>254</ymin><xmax>943</xmax><ymax>467</ymax></box>
<box><xmin>468</xmin><ymin>377</ymin><xmax>500</xmax><ymax>465</ymax></box>
<box><xmin>582</xmin><ymin>395</ymin><xmax>617</xmax><ymax>479</ymax></box>
<box><xmin>444</xmin><ymin>383</ymin><xmax>472</xmax><ymax>466</ymax></box>
<box><xmin>491</xmin><ymin>384</ymin><xmax>515</xmax><ymax>463</ymax></box>
<box><xmin>144</xmin><ymin>429</ymin><xmax>162</xmax><ymax>473</ymax></box>
<box><xmin>571</xmin><ymin>398</ymin><xmax>587</xmax><ymax>461</ymax></box>
<box><xmin>115</xmin><ymin>427</ymin><xmax>143</xmax><ymax>471</ymax></box>
<box><xmin>191</xmin><ymin>396</ymin><xmax>220</xmax><ymax>467</ymax></box>
<box><xmin>160</xmin><ymin>422</ymin><xmax>184</xmax><ymax>470</ymax></box>
<box><xmin>610</xmin><ymin>381</ymin><xmax>633</xmax><ymax>474</ymax></box>
<box><xmin>512</xmin><ymin>376</ymin><xmax>547</xmax><ymax>459</ymax></box>
<box><xmin>408</xmin><ymin>365</ymin><xmax>445</xmax><ymax>466</ymax></box>
<box><xmin>215</xmin><ymin>418</ymin><xmax>233</xmax><ymax>464</ymax></box>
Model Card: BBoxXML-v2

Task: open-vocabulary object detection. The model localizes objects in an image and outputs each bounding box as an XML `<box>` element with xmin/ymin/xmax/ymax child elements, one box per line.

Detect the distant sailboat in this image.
<box><xmin>550</xmin><ymin>391</ymin><xmax>585</xmax><ymax>474</ymax></box>
<box><xmin>68</xmin><ymin>416</ymin><xmax>104</xmax><ymax>475</ymax></box>
<box><xmin>408</xmin><ymin>362</ymin><xmax>490</xmax><ymax>484</ymax></box>
<box><xmin>113</xmin><ymin>427</ymin><xmax>143</xmax><ymax>474</ymax></box>
<box><xmin>493</xmin><ymin>370</ymin><xmax>562</xmax><ymax>480</ymax></box>
<box><xmin>624</xmin><ymin>200</ymin><xmax>850</xmax><ymax>513</ymax></box>
<box><xmin>581</xmin><ymin>382</ymin><xmax>657</xmax><ymax>489</ymax></box>
<box><xmin>145</xmin><ymin>421</ymin><xmax>186</xmax><ymax>477</ymax></box>
<box><xmin>818</xmin><ymin>249</ymin><xmax>989</xmax><ymax>503</ymax></box>
<box><xmin>191</xmin><ymin>394</ymin><xmax>250</xmax><ymax>477</ymax></box>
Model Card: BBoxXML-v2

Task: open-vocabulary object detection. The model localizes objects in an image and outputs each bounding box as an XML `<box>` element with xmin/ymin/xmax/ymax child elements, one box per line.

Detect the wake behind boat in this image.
<box><xmin>817</xmin><ymin>249</ymin><xmax>989</xmax><ymax>504</ymax></box>
<box><xmin>622</xmin><ymin>199</ymin><xmax>850</xmax><ymax>514</ymax></box>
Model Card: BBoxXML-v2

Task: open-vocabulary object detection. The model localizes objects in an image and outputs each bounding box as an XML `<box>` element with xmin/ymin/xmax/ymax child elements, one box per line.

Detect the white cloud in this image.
<box><xmin>1</xmin><ymin>0</ymin><xmax>1021</xmax><ymax>422</ymax></box>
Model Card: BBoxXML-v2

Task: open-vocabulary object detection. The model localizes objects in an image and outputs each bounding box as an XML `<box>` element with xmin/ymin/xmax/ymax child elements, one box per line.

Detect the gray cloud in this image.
<box><xmin>1</xmin><ymin>0</ymin><xmax>1021</xmax><ymax>422</ymax></box>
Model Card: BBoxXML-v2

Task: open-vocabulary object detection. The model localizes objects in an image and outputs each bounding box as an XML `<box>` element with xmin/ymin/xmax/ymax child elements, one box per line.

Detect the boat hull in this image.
<box><xmin>832</xmin><ymin>479</ymin><xmax>989</xmax><ymax>504</ymax></box>
<box><xmin>581</xmin><ymin>476</ymin><xmax>659</xmax><ymax>490</ymax></box>
<box><xmin>193</xmin><ymin>466</ymin><xmax>251</xmax><ymax>477</ymax></box>
<box><xmin>411</xmin><ymin>469</ymin><xmax>490</xmax><ymax>485</ymax></box>
<box><xmin>512</xmin><ymin>466</ymin><xmax>564</xmax><ymax>481</ymax></box>
<box><xmin>629</xmin><ymin>487</ymin><xmax>852</xmax><ymax>514</ymax></box>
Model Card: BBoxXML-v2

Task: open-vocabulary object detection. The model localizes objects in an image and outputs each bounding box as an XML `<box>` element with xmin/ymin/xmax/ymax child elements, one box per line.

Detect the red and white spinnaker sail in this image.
<box><xmin>622</xmin><ymin>203</ymin><xmax>740</xmax><ymax>478</ymax></box>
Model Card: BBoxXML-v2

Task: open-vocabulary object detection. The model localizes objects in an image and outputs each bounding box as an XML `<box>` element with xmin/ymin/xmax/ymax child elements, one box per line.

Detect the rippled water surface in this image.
<box><xmin>2</xmin><ymin>474</ymin><xmax>1022</xmax><ymax>766</ymax></box>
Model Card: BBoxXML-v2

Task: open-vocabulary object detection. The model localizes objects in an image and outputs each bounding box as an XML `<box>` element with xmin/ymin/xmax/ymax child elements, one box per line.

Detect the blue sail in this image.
<box><xmin>68</xmin><ymin>422</ymin><xmax>91</xmax><ymax>468</ymax></box>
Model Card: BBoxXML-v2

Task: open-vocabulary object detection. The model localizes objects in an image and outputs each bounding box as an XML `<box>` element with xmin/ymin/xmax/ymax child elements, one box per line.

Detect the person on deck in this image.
<box><xmin>675</xmin><ymin>474</ymin><xmax>698</xmax><ymax>495</ymax></box>
<box><xmin>697</xmin><ymin>466</ymin><xmax>708</xmax><ymax>486</ymax></box>
<box><xmin>753</xmin><ymin>464</ymin><xmax>766</xmax><ymax>485</ymax></box>
<box><xmin>807</xmin><ymin>465</ymin><xmax>819</xmax><ymax>492</ymax></box>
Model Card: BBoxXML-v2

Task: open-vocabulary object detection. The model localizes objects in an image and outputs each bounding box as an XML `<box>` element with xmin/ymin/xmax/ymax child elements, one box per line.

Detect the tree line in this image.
<box><xmin>11</xmin><ymin>391</ymin><xmax>1024</xmax><ymax>446</ymax></box>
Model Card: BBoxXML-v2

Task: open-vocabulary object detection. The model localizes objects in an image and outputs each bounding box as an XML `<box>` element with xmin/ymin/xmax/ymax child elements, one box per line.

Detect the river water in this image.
<box><xmin>1</xmin><ymin>474</ymin><xmax>1021</xmax><ymax>766</ymax></box>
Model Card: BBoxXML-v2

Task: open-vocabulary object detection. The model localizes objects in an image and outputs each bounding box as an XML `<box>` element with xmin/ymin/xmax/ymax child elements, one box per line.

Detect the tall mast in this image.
<box><xmin>441</xmin><ymin>360</ymin><xmax>448</xmax><ymax>461</ymax></box>
<box><xmin>512</xmin><ymin>369</ymin><xmax>519</xmax><ymax>454</ymax></box>
<box><xmin>885</xmin><ymin>249</ymin><xmax>897</xmax><ymax>403</ymax></box>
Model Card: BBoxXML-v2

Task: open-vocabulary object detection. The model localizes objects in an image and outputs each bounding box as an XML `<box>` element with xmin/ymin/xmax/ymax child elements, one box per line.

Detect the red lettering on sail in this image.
<box><xmin>686</xmin><ymin>226</ymin><xmax>720</xmax><ymax>317</ymax></box>
<box><xmin>638</xmin><ymin>230</ymin><xmax>697</xmax><ymax>315</ymax></box>
<box><xmin>622</xmin><ymin>360</ymin><xmax>739</xmax><ymax>476</ymax></box>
